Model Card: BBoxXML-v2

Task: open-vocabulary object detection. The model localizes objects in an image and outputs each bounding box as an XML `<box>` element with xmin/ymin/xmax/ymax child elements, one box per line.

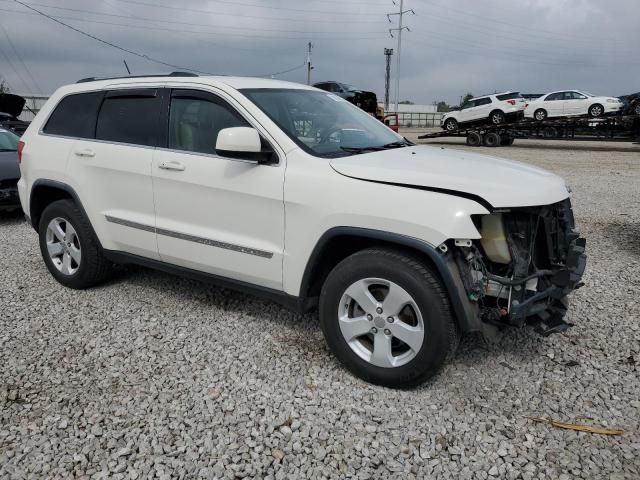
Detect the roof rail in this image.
<box><xmin>76</xmin><ymin>72</ymin><xmax>199</xmax><ymax>83</ymax></box>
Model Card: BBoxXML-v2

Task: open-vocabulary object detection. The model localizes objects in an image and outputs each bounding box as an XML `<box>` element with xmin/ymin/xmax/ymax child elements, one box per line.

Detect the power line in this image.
<box><xmin>11</xmin><ymin>0</ymin><xmax>215</xmax><ymax>74</ymax></box>
<box><xmin>113</xmin><ymin>0</ymin><xmax>389</xmax><ymax>17</ymax></box>
<box><xmin>0</xmin><ymin>32</ymin><xmax>31</xmax><ymax>92</ymax></box>
<box><xmin>0</xmin><ymin>7</ymin><xmax>384</xmax><ymax>41</ymax></box>
<box><xmin>0</xmin><ymin>20</ymin><xmax>41</xmax><ymax>93</ymax></box>
<box><xmin>2</xmin><ymin>1</ymin><xmax>387</xmax><ymax>34</ymax></box>
<box><xmin>0</xmin><ymin>0</ymin><xmax>386</xmax><ymax>24</ymax></box>
<box><xmin>261</xmin><ymin>63</ymin><xmax>307</xmax><ymax>78</ymax></box>
<box><xmin>6</xmin><ymin>2</ymin><xmax>319</xmax><ymax>80</ymax></box>
<box><xmin>420</xmin><ymin>0</ymin><xmax>630</xmax><ymax>45</ymax></box>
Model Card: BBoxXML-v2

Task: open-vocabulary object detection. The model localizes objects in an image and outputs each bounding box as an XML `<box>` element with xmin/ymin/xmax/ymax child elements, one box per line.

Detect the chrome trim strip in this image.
<box><xmin>105</xmin><ymin>215</ymin><xmax>273</xmax><ymax>259</ymax></box>
<box><xmin>104</xmin><ymin>215</ymin><xmax>155</xmax><ymax>233</ymax></box>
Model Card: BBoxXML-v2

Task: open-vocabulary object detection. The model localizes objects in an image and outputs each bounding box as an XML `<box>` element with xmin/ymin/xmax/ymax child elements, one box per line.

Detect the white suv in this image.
<box><xmin>17</xmin><ymin>74</ymin><xmax>586</xmax><ymax>387</ymax></box>
<box><xmin>441</xmin><ymin>92</ymin><xmax>527</xmax><ymax>131</ymax></box>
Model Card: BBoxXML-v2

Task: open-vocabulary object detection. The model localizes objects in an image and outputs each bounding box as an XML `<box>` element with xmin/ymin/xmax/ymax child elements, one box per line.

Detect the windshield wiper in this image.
<box><xmin>339</xmin><ymin>146</ymin><xmax>385</xmax><ymax>154</ymax></box>
<box><xmin>380</xmin><ymin>138</ymin><xmax>414</xmax><ymax>149</ymax></box>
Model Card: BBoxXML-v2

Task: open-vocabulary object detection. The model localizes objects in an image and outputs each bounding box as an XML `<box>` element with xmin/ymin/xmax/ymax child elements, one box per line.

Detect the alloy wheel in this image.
<box><xmin>46</xmin><ymin>217</ymin><xmax>81</xmax><ymax>275</ymax></box>
<box><xmin>338</xmin><ymin>278</ymin><xmax>425</xmax><ymax>368</ymax></box>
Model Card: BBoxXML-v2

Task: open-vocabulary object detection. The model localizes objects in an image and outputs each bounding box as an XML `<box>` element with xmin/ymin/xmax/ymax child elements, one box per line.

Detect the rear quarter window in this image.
<box><xmin>496</xmin><ymin>92</ymin><xmax>522</xmax><ymax>101</ymax></box>
<box><xmin>43</xmin><ymin>92</ymin><xmax>105</xmax><ymax>138</ymax></box>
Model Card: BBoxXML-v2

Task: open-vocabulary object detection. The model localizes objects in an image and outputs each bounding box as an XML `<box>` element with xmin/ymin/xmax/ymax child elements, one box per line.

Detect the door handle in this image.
<box><xmin>158</xmin><ymin>161</ymin><xmax>185</xmax><ymax>171</ymax></box>
<box><xmin>74</xmin><ymin>149</ymin><xmax>95</xmax><ymax>158</ymax></box>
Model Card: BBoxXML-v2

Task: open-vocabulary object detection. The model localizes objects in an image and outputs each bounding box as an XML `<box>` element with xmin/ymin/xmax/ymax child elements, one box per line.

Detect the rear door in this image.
<box><xmin>543</xmin><ymin>92</ymin><xmax>565</xmax><ymax>116</ymax></box>
<box><xmin>151</xmin><ymin>87</ymin><xmax>285</xmax><ymax>289</ymax></box>
<box><xmin>67</xmin><ymin>87</ymin><xmax>163</xmax><ymax>259</ymax></box>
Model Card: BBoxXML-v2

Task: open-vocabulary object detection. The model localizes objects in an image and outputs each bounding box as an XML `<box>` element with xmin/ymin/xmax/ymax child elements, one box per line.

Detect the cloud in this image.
<box><xmin>0</xmin><ymin>0</ymin><xmax>638</xmax><ymax>104</ymax></box>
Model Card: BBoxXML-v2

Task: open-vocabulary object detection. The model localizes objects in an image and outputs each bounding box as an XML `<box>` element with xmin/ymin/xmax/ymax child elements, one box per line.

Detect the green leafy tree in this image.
<box><xmin>461</xmin><ymin>92</ymin><xmax>474</xmax><ymax>105</ymax></box>
<box><xmin>436</xmin><ymin>101</ymin><xmax>452</xmax><ymax>112</ymax></box>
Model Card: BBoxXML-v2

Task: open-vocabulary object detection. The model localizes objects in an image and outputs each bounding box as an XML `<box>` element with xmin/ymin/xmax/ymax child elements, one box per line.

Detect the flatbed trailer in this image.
<box><xmin>418</xmin><ymin>114</ymin><xmax>640</xmax><ymax>147</ymax></box>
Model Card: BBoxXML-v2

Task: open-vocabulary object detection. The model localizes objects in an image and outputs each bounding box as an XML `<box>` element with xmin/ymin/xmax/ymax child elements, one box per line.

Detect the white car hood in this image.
<box><xmin>329</xmin><ymin>145</ymin><xmax>569</xmax><ymax>208</ymax></box>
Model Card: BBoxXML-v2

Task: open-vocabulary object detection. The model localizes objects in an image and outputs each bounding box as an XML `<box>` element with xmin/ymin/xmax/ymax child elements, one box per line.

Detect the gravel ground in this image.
<box><xmin>1</xmin><ymin>139</ymin><xmax>639</xmax><ymax>479</ymax></box>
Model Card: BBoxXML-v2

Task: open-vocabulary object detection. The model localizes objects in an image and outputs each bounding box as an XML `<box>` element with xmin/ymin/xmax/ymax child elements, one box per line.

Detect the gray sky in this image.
<box><xmin>0</xmin><ymin>0</ymin><xmax>639</xmax><ymax>105</ymax></box>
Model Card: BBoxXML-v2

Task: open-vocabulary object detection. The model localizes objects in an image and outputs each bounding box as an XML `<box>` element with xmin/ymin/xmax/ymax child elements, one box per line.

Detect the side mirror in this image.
<box><xmin>216</xmin><ymin>127</ymin><xmax>276</xmax><ymax>164</ymax></box>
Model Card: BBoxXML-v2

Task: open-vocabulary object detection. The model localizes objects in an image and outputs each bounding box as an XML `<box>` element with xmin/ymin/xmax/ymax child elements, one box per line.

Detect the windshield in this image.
<box><xmin>0</xmin><ymin>129</ymin><xmax>19</xmax><ymax>151</ymax></box>
<box><xmin>581</xmin><ymin>91</ymin><xmax>595</xmax><ymax>97</ymax></box>
<box><xmin>241</xmin><ymin>88</ymin><xmax>404</xmax><ymax>157</ymax></box>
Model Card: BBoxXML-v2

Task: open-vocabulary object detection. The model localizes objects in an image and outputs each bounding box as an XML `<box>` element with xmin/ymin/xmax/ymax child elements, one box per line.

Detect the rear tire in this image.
<box><xmin>489</xmin><ymin>110</ymin><xmax>505</xmax><ymax>125</ymax></box>
<box><xmin>588</xmin><ymin>103</ymin><xmax>604</xmax><ymax>118</ymax></box>
<box><xmin>483</xmin><ymin>132</ymin><xmax>501</xmax><ymax>147</ymax></box>
<box><xmin>38</xmin><ymin>199</ymin><xmax>112</xmax><ymax>289</ymax></box>
<box><xmin>534</xmin><ymin>109</ymin><xmax>547</xmax><ymax>121</ymax></box>
<box><xmin>466</xmin><ymin>131</ymin><xmax>482</xmax><ymax>146</ymax></box>
<box><xmin>443</xmin><ymin>118</ymin><xmax>458</xmax><ymax>131</ymax></box>
<box><xmin>319</xmin><ymin>248</ymin><xmax>458</xmax><ymax>388</ymax></box>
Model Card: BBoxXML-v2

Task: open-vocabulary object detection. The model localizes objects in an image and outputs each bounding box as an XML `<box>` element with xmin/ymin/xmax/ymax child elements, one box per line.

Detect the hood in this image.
<box><xmin>0</xmin><ymin>151</ymin><xmax>20</xmax><ymax>181</ymax></box>
<box><xmin>329</xmin><ymin>145</ymin><xmax>570</xmax><ymax>209</ymax></box>
<box><xmin>0</xmin><ymin>93</ymin><xmax>26</xmax><ymax>118</ymax></box>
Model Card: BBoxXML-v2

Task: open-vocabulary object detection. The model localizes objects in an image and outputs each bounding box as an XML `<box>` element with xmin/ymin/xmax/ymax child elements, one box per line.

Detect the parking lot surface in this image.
<box><xmin>1</xmin><ymin>138</ymin><xmax>639</xmax><ymax>479</ymax></box>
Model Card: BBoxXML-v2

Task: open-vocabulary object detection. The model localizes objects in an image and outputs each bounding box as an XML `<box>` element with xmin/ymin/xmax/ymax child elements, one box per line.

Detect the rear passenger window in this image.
<box><xmin>96</xmin><ymin>90</ymin><xmax>161</xmax><ymax>147</ymax></box>
<box><xmin>496</xmin><ymin>92</ymin><xmax>522</xmax><ymax>101</ymax></box>
<box><xmin>168</xmin><ymin>91</ymin><xmax>249</xmax><ymax>155</ymax></box>
<box><xmin>43</xmin><ymin>92</ymin><xmax>104</xmax><ymax>138</ymax></box>
<box><xmin>475</xmin><ymin>98</ymin><xmax>491</xmax><ymax>106</ymax></box>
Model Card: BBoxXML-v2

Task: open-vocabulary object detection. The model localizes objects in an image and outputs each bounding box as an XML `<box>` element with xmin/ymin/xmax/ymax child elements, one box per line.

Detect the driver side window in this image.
<box><xmin>461</xmin><ymin>100</ymin><xmax>474</xmax><ymax>110</ymax></box>
<box><xmin>168</xmin><ymin>90</ymin><xmax>249</xmax><ymax>155</ymax></box>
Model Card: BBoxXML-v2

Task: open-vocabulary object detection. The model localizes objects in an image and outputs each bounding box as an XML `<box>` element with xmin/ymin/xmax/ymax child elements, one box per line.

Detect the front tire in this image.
<box><xmin>319</xmin><ymin>248</ymin><xmax>458</xmax><ymax>388</ymax></box>
<box><xmin>588</xmin><ymin>103</ymin><xmax>604</xmax><ymax>118</ymax></box>
<box><xmin>38</xmin><ymin>199</ymin><xmax>112</xmax><ymax>289</ymax></box>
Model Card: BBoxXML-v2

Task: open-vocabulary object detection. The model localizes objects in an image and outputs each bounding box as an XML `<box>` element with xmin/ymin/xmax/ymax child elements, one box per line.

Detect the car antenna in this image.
<box><xmin>123</xmin><ymin>59</ymin><xmax>131</xmax><ymax>76</ymax></box>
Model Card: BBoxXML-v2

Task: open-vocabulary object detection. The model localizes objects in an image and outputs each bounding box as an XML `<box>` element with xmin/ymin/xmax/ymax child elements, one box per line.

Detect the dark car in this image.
<box><xmin>0</xmin><ymin>93</ymin><xmax>30</xmax><ymax>135</ymax></box>
<box><xmin>312</xmin><ymin>81</ymin><xmax>379</xmax><ymax>117</ymax></box>
<box><xmin>619</xmin><ymin>92</ymin><xmax>640</xmax><ymax>116</ymax></box>
<box><xmin>0</xmin><ymin>128</ymin><xmax>21</xmax><ymax>212</ymax></box>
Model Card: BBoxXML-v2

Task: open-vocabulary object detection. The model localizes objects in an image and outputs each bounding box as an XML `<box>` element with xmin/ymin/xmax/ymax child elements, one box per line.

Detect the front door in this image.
<box><xmin>562</xmin><ymin>91</ymin><xmax>589</xmax><ymax>115</ymax></box>
<box><xmin>151</xmin><ymin>88</ymin><xmax>285</xmax><ymax>289</ymax></box>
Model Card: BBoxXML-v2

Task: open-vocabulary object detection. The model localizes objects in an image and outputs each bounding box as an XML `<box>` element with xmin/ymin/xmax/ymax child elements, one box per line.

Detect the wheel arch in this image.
<box><xmin>29</xmin><ymin>180</ymin><xmax>99</xmax><ymax>246</ymax></box>
<box><xmin>299</xmin><ymin>227</ymin><xmax>478</xmax><ymax>333</ymax></box>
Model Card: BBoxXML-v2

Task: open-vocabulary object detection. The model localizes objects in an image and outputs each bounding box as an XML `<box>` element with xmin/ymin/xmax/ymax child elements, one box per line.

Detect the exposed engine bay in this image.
<box><xmin>450</xmin><ymin>199</ymin><xmax>586</xmax><ymax>336</ymax></box>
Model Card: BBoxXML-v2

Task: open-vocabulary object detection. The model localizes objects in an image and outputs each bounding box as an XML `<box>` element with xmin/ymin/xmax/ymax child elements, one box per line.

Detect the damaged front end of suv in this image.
<box><xmin>447</xmin><ymin>199</ymin><xmax>586</xmax><ymax>336</ymax></box>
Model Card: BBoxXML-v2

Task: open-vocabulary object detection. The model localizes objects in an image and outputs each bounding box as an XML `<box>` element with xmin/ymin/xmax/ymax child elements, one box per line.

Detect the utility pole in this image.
<box><xmin>383</xmin><ymin>48</ymin><xmax>393</xmax><ymax>111</ymax></box>
<box><xmin>387</xmin><ymin>1</ymin><xmax>414</xmax><ymax>112</ymax></box>
<box><xmin>306</xmin><ymin>42</ymin><xmax>313</xmax><ymax>85</ymax></box>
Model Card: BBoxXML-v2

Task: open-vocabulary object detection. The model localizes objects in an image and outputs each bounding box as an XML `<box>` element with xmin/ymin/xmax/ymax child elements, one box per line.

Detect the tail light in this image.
<box><xmin>506</xmin><ymin>100</ymin><xmax>516</xmax><ymax>105</ymax></box>
<box><xmin>17</xmin><ymin>141</ymin><xmax>25</xmax><ymax>164</ymax></box>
